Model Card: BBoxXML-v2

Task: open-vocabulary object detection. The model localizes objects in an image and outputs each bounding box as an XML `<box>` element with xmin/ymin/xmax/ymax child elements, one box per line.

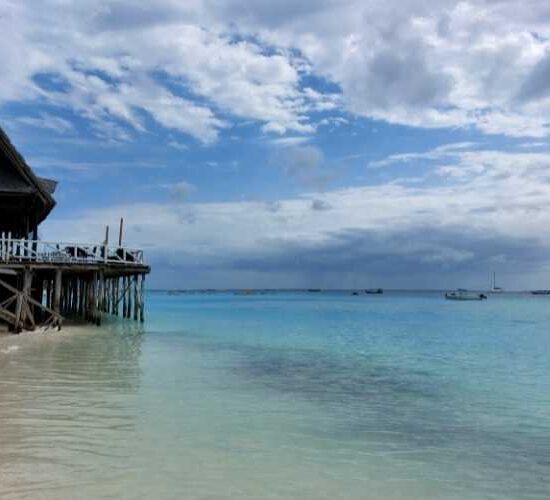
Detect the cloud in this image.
<box><xmin>275</xmin><ymin>145</ymin><xmax>324</xmax><ymax>177</ymax></box>
<box><xmin>516</xmin><ymin>51</ymin><xmax>550</xmax><ymax>102</ymax></box>
<box><xmin>310</xmin><ymin>199</ymin><xmax>332</xmax><ymax>211</ymax></box>
<box><xmin>221</xmin><ymin>0</ymin><xmax>550</xmax><ymax>137</ymax></box>
<box><xmin>269</xmin><ymin>136</ymin><xmax>311</xmax><ymax>147</ymax></box>
<box><xmin>270</xmin><ymin>145</ymin><xmax>337</xmax><ymax>190</ymax></box>
<box><xmin>229</xmin><ymin>226</ymin><xmax>548</xmax><ymax>279</ymax></box>
<box><xmin>15</xmin><ymin>113</ymin><xmax>74</xmax><ymax>134</ymax></box>
<box><xmin>0</xmin><ymin>3</ymin><xmax>325</xmax><ymax>143</ymax></box>
<box><xmin>369</xmin><ymin>142</ymin><xmax>480</xmax><ymax>168</ymax></box>
<box><xmin>170</xmin><ymin>181</ymin><xmax>197</xmax><ymax>201</ymax></box>
<box><xmin>167</xmin><ymin>139</ymin><xmax>189</xmax><ymax>151</ymax></box>
<box><xmin>6</xmin><ymin>0</ymin><xmax>550</xmax><ymax>143</ymax></box>
<box><xmin>265</xmin><ymin>200</ymin><xmax>282</xmax><ymax>213</ymax></box>
<box><xmin>41</xmin><ymin>144</ymin><xmax>550</xmax><ymax>288</ymax></box>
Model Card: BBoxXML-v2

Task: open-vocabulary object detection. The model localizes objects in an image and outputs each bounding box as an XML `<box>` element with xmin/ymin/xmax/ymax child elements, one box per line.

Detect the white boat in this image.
<box><xmin>445</xmin><ymin>289</ymin><xmax>487</xmax><ymax>301</ymax></box>
<box><xmin>491</xmin><ymin>272</ymin><xmax>503</xmax><ymax>293</ymax></box>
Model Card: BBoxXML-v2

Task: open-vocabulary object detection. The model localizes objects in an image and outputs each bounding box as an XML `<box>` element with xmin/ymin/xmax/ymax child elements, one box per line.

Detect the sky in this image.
<box><xmin>2</xmin><ymin>0</ymin><xmax>550</xmax><ymax>290</ymax></box>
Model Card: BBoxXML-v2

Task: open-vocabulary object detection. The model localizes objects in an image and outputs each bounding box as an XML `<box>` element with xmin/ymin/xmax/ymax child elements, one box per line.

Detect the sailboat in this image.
<box><xmin>491</xmin><ymin>272</ymin><xmax>503</xmax><ymax>293</ymax></box>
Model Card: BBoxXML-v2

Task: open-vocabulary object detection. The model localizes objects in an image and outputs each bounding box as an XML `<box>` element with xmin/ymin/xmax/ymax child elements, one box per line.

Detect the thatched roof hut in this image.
<box><xmin>0</xmin><ymin>127</ymin><xmax>57</xmax><ymax>238</ymax></box>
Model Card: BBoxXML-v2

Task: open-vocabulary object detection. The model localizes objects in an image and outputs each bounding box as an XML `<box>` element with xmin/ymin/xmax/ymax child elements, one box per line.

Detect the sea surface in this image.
<box><xmin>1</xmin><ymin>291</ymin><xmax>549</xmax><ymax>499</ymax></box>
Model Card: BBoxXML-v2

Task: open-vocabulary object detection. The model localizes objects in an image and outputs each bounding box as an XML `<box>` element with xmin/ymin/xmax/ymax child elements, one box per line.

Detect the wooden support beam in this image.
<box><xmin>14</xmin><ymin>269</ymin><xmax>33</xmax><ymax>332</ymax></box>
<box><xmin>14</xmin><ymin>277</ymin><xmax>25</xmax><ymax>333</ymax></box>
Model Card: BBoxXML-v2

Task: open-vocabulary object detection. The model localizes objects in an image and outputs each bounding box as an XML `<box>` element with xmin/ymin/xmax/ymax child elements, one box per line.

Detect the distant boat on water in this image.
<box><xmin>445</xmin><ymin>289</ymin><xmax>487</xmax><ymax>301</ymax></box>
<box><xmin>490</xmin><ymin>272</ymin><xmax>503</xmax><ymax>293</ymax></box>
<box><xmin>364</xmin><ymin>288</ymin><xmax>383</xmax><ymax>294</ymax></box>
<box><xmin>531</xmin><ymin>290</ymin><xmax>550</xmax><ymax>295</ymax></box>
<box><xmin>307</xmin><ymin>288</ymin><xmax>322</xmax><ymax>292</ymax></box>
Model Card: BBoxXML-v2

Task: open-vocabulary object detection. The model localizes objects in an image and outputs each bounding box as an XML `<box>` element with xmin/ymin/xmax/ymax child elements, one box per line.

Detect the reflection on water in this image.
<box><xmin>0</xmin><ymin>321</ymin><xmax>144</xmax><ymax>500</ymax></box>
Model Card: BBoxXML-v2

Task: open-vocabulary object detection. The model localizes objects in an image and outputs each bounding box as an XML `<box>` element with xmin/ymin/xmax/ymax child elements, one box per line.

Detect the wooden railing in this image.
<box><xmin>0</xmin><ymin>234</ymin><xmax>145</xmax><ymax>266</ymax></box>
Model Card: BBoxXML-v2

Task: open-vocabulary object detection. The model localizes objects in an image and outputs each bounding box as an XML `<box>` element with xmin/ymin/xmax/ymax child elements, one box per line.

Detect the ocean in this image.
<box><xmin>1</xmin><ymin>291</ymin><xmax>549</xmax><ymax>499</ymax></box>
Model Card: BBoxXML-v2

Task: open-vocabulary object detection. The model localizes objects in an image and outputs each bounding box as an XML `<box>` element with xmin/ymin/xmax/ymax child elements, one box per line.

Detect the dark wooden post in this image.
<box><xmin>78</xmin><ymin>278</ymin><xmax>85</xmax><ymax>317</ymax></box>
<box><xmin>139</xmin><ymin>274</ymin><xmax>145</xmax><ymax>322</ymax></box>
<box><xmin>122</xmin><ymin>276</ymin><xmax>128</xmax><ymax>318</ymax></box>
<box><xmin>53</xmin><ymin>269</ymin><xmax>62</xmax><ymax>315</ymax></box>
<box><xmin>133</xmin><ymin>275</ymin><xmax>138</xmax><ymax>321</ymax></box>
<box><xmin>97</xmin><ymin>270</ymin><xmax>104</xmax><ymax>325</ymax></box>
<box><xmin>91</xmin><ymin>272</ymin><xmax>98</xmax><ymax>325</ymax></box>
<box><xmin>118</xmin><ymin>218</ymin><xmax>124</xmax><ymax>247</ymax></box>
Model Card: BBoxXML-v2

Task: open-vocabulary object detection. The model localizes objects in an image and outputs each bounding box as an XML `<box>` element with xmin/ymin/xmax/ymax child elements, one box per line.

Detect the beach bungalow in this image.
<box><xmin>0</xmin><ymin>126</ymin><xmax>149</xmax><ymax>332</ymax></box>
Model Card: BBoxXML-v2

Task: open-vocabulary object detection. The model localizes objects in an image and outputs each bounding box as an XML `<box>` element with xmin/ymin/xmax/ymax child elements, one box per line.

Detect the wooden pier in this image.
<box><xmin>0</xmin><ymin>237</ymin><xmax>149</xmax><ymax>331</ymax></box>
<box><xmin>0</xmin><ymin>126</ymin><xmax>150</xmax><ymax>333</ymax></box>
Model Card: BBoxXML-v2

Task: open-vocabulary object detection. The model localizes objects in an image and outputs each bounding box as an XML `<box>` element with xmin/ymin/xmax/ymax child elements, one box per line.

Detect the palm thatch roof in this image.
<box><xmin>0</xmin><ymin>126</ymin><xmax>57</xmax><ymax>232</ymax></box>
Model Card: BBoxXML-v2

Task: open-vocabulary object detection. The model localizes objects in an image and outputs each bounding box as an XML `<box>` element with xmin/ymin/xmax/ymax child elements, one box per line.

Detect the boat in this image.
<box><xmin>364</xmin><ymin>288</ymin><xmax>383</xmax><ymax>294</ymax></box>
<box><xmin>531</xmin><ymin>290</ymin><xmax>550</xmax><ymax>295</ymax></box>
<box><xmin>490</xmin><ymin>272</ymin><xmax>503</xmax><ymax>293</ymax></box>
<box><xmin>445</xmin><ymin>289</ymin><xmax>487</xmax><ymax>301</ymax></box>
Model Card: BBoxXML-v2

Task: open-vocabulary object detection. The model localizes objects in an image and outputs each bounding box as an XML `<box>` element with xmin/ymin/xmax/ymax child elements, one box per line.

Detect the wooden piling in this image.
<box><xmin>133</xmin><ymin>275</ymin><xmax>138</xmax><ymax>321</ymax></box>
<box><xmin>53</xmin><ymin>269</ymin><xmax>62</xmax><ymax>315</ymax></box>
<box><xmin>122</xmin><ymin>276</ymin><xmax>128</xmax><ymax>318</ymax></box>
<box><xmin>139</xmin><ymin>274</ymin><xmax>145</xmax><ymax>322</ymax></box>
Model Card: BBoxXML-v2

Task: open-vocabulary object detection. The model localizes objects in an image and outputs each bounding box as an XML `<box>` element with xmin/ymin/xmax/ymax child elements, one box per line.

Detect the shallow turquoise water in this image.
<box><xmin>1</xmin><ymin>291</ymin><xmax>549</xmax><ymax>499</ymax></box>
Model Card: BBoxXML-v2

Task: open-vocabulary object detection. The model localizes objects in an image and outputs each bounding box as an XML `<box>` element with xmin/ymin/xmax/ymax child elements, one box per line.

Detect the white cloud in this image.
<box><xmin>369</xmin><ymin>142</ymin><xmax>480</xmax><ymax>168</ymax></box>
<box><xmin>215</xmin><ymin>0</ymin><xmax>550</xmax><ymax>138</ymax></box>
<box><xmin>0</xmin><ymin>1</ymin><xmax>327</xmax><ymax>143</ymax></box>
<box><xmin>5</xmin><ymin>1</ymin><xmax>550</xmax><ymax>141</ymax></box>
<box><xmin>41</xmin><ymin>145</ymin><xmax>550</xmax><ymax>287</ymax></box>
<box><xmin>16</xmin><ymin>113</ymin><xmax>74</xmax><ymax>134</ymax></box>
<box><xmin>269</xmin><ymin>136</ymin><xmax>311</xmax><ymax>147</ymax></box>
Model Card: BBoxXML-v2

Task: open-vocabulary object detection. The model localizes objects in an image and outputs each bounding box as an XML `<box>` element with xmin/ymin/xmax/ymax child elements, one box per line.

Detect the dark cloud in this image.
<box><xmin>228</xmin><ymin>225</ymin><xmax>549</xmax><ymax>283</ymax></box>
<box><xmin>210</xmin><ymin>0</ymin><xmax>340</xmax><ymax>28</ymax></box>
<box><xmin>517</xmin><ymin>51</ymin><xmax>550</xmax><ymax>102</ymax></box>
<box><xmin>275</xmin><ymin>145</ymin><xmax>323</xmax><ymax>177</ymax></box>
<box><xmin>271</xmin><ymin>145</ymin><xmax>339</xmax><ymax>190</ymax></box>
<box><xmin>310</xmin><ymin>199</ymin><xmax>332</xmax><ymax>211</ymax></box>
<box><xmin>170</xmin><ymin>181</ymin><xmax>197</xmax><ymax>202</ymax></box>
<box><xmin>265</xmin><ymin>200</ymin><xmax>282</xmax><ymax>212</ymax></box>
<box><xmin>92</xmin><ymin>2</ymin><xmax>188</xmax><ymax>32</ymax></box>
<box><xmin>355</xmin><ymin>48</ymin><xmax>452</xmax><ymax>109</ymax></box>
